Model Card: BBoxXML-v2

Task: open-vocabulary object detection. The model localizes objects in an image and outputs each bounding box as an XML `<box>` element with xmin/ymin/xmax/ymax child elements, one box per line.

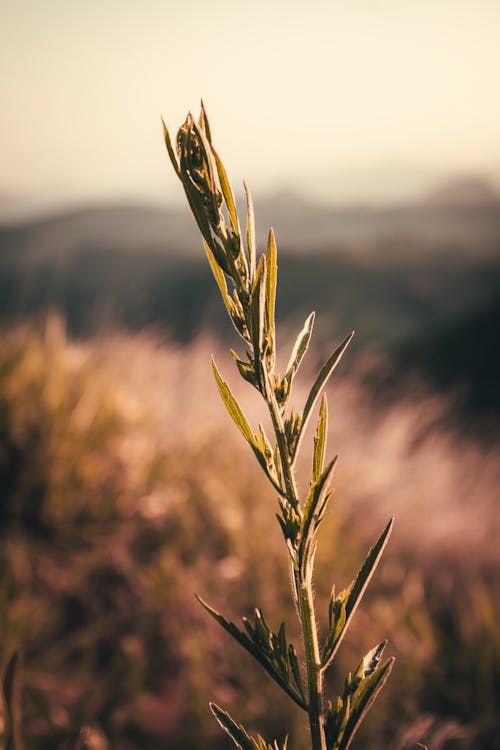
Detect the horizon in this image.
<box><xmin>2</xmin><ymin>166</ymin><xmax>500</xmax><ymax>226</ymax></box>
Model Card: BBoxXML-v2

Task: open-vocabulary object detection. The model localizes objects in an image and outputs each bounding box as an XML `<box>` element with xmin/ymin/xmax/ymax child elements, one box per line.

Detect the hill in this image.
<box><xmin>0</xmin><ymin>177</ymin><xmax>499</xmax><ymax>347</ymax></box>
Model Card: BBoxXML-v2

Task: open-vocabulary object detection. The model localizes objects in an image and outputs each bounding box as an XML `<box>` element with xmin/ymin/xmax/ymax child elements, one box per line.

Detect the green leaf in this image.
<box><xmin>276</xmin><ymin>497</ymin><xmax>302</xmax><ymax>546</ymax></box>
<box><xmin>339</xmin><ymin>656</ymin><xmax>395</xmax><ymax>750</ymax></box>
<box><xmin>345</xmin><ymin>518</ymin><xmax>394</xmax><ymax>623</ymax></box>
<box><xmin>3</xmin><ymin>652</ymin><xmax>25</xmax><ymax>750</ymax></box>
<box><xmin>210</xmin><ymin>705</ymin><xmax>287</xmax><ymax>750</ymax></box>
<box><xmin>284</xmin><ymin>409</ymin><xmax>302</xmax><ymax>457</ymax></box>
<box><xmin>292</xmin><ymin>330</ymin><xmax>354</xmax><ymax>461</ymax></box>
<box><xmin>299</xmin><ymin>457</ymin><xmax>337</xmax><ymax>575</ymax></box>
<box><xmin>250</xmin><ymin>256</ymin><xmax>267</xmax><ymax>371</ymax></box>
<box><xmin>284</xmin><ymin>311</ymin><xmax>315</xmax><ymax>388</ymax></box>
<box><xmin>203</xmin><ymin>240</ymin><xmax>239</xmax><ymax>323</ymax></box>
<box><xmin>231</xmin><ymin>350</ymin><xmax>258</xmax><ymax>387</ymax></box>
<box><xmin>244</xmin><ymin>181</ymin><xmax>256</xmax><ymax>282</ymax></box>
<box><xmin>190</xmin><ymin>118</ymin><xmax>220</xmax><ymax>209</ymax></box>
<box><xmin>312</xmin><ymin>393</ymin><xmax>328</xmax><ymax>482</ymax></box>
<box><xmin>210</xmin><ymin>704</ymin><xmax>259</xmax><ymax>750</ymax></box>
<box><xmin>212</xmin><ymin>359</ymin><xmax>284</xmax><ymax>490</ymax></box>
<box><xmin>180</xmin><ymin>165</ymin><xmax>226</xmax><ymax>269</ymax></box>
<box><xmin>212</xmin><ymin>358</ymin><xmax>255</xmax><ymax>445</ymax></box>
<box><xmin>325</xmin><ymin>695</ymin><xmax>350</xmax><ymax>750</ymax></box>
<box><xmin>197</xmin><ymin>597</ymin><xmax>307</xmax><ymax>710</ymax></box>
<box><xmin>265</xmin><ymin>229</ymin><xmax>278</xmax><ymax>353</ymax></box>
<box><xmin>212</xmin><ymin>145</ymin><xmax>241</xmax><ymax>241</ymax></box>
<box><xmin>255</xmin><ymin>424</ymin><xmax>275</xmax><ymax>472</ymax></box>
<box><xmin>161</xmin><ymin>117</ymin><xmax>180</xmax><ymax>177</ymax></box>
<box><xmin>198</xmin><ymin>99</ymin><xmax>213</xmax><ymax>144</ymax></box>
<box><xmin>322</xmin><ymin>518</ymin><xmax>394</xmax><ymax>670</ymax></box>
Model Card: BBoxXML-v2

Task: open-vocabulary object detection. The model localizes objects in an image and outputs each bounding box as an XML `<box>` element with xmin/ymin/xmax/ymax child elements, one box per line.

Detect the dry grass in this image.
<box><xmin>0</xmin><ymin>320</ymin><xmax>498</xmax><ymax>749</ymax></box>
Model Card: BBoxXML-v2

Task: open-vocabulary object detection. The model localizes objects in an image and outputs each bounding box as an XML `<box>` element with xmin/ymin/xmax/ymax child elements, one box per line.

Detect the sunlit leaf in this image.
<box><xmin>212</xmin><ymin>146</ymin><xmax>241</xmax><ymax>240</ymax></box>
<box><xmin>339</xmin><ymin>656</ymin><xmax>395</xmax><ymax>750</ymax></box>
<box><xmin>210</xmin><ymin>703</ymin><xmax>259</xmax><ymax>750</ymax></box>
<box><xmin>299</xmin><ymin>457</ymin><xmax>337</xmax><ymax>574</ymax></box>
<box><xmin>293</xmin><ymin>330</ymin><xmax>354</xmax><ymax>460</ymax></box>
<box><xmin>197</xmin><ymin>597</ymin><xmax>307</xmax><ymax>710</ymax></box>
<box><xmin>212</xmin><ymin>358</ymin><xmax>255</xmax><ymax>445</ymax></box>
<box><xmin>203</xmin><ymin>240</ymin><xmax>239</xmax><ymax>322</ymax></box>
<box><xmin>161</xmin><ymin>117</ymin><xmax>180</xmax><ymax>176</ymax></box>
<box><xmin>322</xmin><ymin>518</ymin><xmax>394</xmax><ymax>670</ymax></box>
<box><xmin>265</xmin><ymin>229</ymin><xmax>278</xmax><ymax>351</ymax></box>
<box><xmin>199</xmin><ymin>99</ymin><xmax>213</xmax><ymax>144</ymax></box>
<box><xmin>244</xmin><ymin>180</ymin><xmax>256</xmax><ymax>281</ymax></box>
<box><xmin>250</xmin><ymin>256</ymin><xmax>266</xmax><ymax>369</ymax></box>
<box><xmin>312</xmin><ymin>393</ymin><xmax>328</xmax><ymax>482</ymax></box>
<box><xmin>284</xmin><ymin>311</ymin><xmax>315</xmax><ymax>388</ymax></box>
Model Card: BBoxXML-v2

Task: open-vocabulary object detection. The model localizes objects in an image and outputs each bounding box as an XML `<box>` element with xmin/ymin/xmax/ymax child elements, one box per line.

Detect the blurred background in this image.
<box><xmin>0</xmin><ymin>1</ymin><xmax>499</xmax><ymax>748</ymax></box>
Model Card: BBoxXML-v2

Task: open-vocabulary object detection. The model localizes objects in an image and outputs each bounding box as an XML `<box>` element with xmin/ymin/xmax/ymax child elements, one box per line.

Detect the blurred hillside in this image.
<box><xmin>1</xmin><ymin>175</ymin><xmax>499</xmax><ymax>433</ymax></box>
<box><xmin>1</xmin><ymin>178</ymin><xmax>499</xmax><ymax>340</ymax></box>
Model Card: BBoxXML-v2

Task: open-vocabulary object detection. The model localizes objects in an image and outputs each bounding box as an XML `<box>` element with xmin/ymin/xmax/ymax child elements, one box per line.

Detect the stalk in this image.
<box><xmin>297</xmin><ymin>575</ymin><xmax>326</xmax><ymax>750</ymax></box>
<box><xmin>163</xmin><ymin>104</ymin><xmax>395</xmax><ymax>750</ymax></box>
<box><xmin>264</xmin><ymin>379</ymin><xmax>326</xmax><ymax>750</ymax></box>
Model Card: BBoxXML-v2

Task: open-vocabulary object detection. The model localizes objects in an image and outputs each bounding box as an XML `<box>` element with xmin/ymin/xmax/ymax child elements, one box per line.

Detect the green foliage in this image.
<box><xmin>197</xmin><ymin>597</ymin><xmax>307</xmax><ymax>710</ymax></box>
<box><xmin>210</xmin><ymin>703</ymin><xmax>288</xmax><ymax>750</ymax></box>
<box><xmin>164</xmin><ymin>104</ymin><xmax>394</xmax><ymax>750</ymax></box>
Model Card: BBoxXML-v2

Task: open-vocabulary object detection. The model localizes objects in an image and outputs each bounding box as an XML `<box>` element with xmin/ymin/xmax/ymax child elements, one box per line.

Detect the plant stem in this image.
<box><xmin>264</xmin><ymin>380</ymin><xmax>326</xmax><ymax>750</ymax></box>
<box><xmin>297</xmin><ymin>574</ymin><xmax>326</xmax><ymax>750</ymax></box>
<box><xmin>265</xmin><ymin>387</ymin><xmax>299</xmax><ymax>509</ymax></box>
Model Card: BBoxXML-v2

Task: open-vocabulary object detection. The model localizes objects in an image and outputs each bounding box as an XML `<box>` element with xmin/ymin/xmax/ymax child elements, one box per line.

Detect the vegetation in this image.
<box><xmin>0</xmin><ymin>323</ymin><xmax>498</xmax><ymax>748</ymax></box>
<box><xmin>162</xmin><ymin>103</ymin><xmax>395</xmax><ymax>750</ymax></box>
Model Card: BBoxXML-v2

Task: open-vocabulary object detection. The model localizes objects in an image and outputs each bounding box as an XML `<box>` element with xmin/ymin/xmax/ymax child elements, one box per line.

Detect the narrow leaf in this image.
<box><xmin>210</xmin><ymin>704</ymin><xmax>258</xmax><ymax>750</ymax></box>
<box><xmin>203</xmin><ymin>241</ymin><xmax>238</xmax><ymax>322</ymax></box>
<box><xmin>190</xmin><ymin>119</ymin><xmax>220</xmax><ymax>211</ymax></box>
<box><xmin>293</xmin><ymin>330</ymin><xmax>354</xmax><ymax>460</ymax></box>
<box><xmin>212</xmin><ymin>359</ymin><xmax>255</xmax><ymax>445</ymax></box>
<box><xmin>211</xmin><ymin>362</ymin><xmax>281</xmax><ymax>489</ymax></box>
<box><xmin>339</xmin><ymin>658</ymin><xmax>395</xmax><ymax>750</ymax></box>
<box><xmin>322</xmin><ymin>518</ymin><xmax>394</xmax><ymax>670</ymax></box>
<box><xmin>199</xmin><ymin>100</ymin><xmax>213</xmax><ymax>144</ymax></box>
<box><xmin>180</xmin><ymin>168</ymin><xmax>223</xmax><ymax>265</ymax></box>
<box><xmin>265</xmin><ymin>229</ymin><xmax>278</xmax><ymax>348</ymax></box>
<box><xmin>284</xmin><ymin>312</ymin><xmax>315</xmax><ymax>383</ymax></box>
<box><xmin>161</xmin><ymin>117</ymin><xmax>180</xmax><ymax>177</ymax></box>
<box><xmin>312</xmin><ymin>393</ymin><xmax>328</xmax><ymax>482</ymax></box>
<box><xmin>250</xmin><ymin>256</ymin><xmax>266</xmax><ymax>368</ymax></box>
<box><xmin>197</xmin><ymin>597</ymin><xmax>307</xmax><ymax>710</ymax></box>
<box><xmin>299</xmin><ymin>457</ymin><xmax>337</xmax><ymax>573</ymax></box>
<box><xmin>212</xmin><ymin>146</ymin><xmax>241</xmax><ymax>240</ymax></box>
<box><xmin>346</xmin><ymin>518</ymin><xmax>394</xmax><ymax>622</ymax></box>
<box><xmin>244</xmin><ymin>180</ymin><xmax>256</xmax><ymax>282</ymax></box>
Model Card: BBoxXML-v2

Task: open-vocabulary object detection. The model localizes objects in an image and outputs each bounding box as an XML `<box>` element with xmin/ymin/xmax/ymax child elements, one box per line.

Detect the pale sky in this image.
<box><xmin>1</xmin><ymin>0</ymin><xmax>500</xmax><ymax>215</ymax></box>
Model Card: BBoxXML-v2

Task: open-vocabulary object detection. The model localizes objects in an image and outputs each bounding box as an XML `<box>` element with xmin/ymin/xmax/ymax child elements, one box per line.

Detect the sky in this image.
<box><xmin>1</xmin><ymin>0</ymin><xmax>500</xmax><ymax>216</ymax></box>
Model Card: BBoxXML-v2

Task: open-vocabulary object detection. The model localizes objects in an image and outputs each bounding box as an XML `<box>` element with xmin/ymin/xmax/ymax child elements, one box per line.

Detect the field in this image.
<box><xmin>0</xmin><ymin>317</ymin><xmax>498</xmax><ymax>749</ymax></box>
